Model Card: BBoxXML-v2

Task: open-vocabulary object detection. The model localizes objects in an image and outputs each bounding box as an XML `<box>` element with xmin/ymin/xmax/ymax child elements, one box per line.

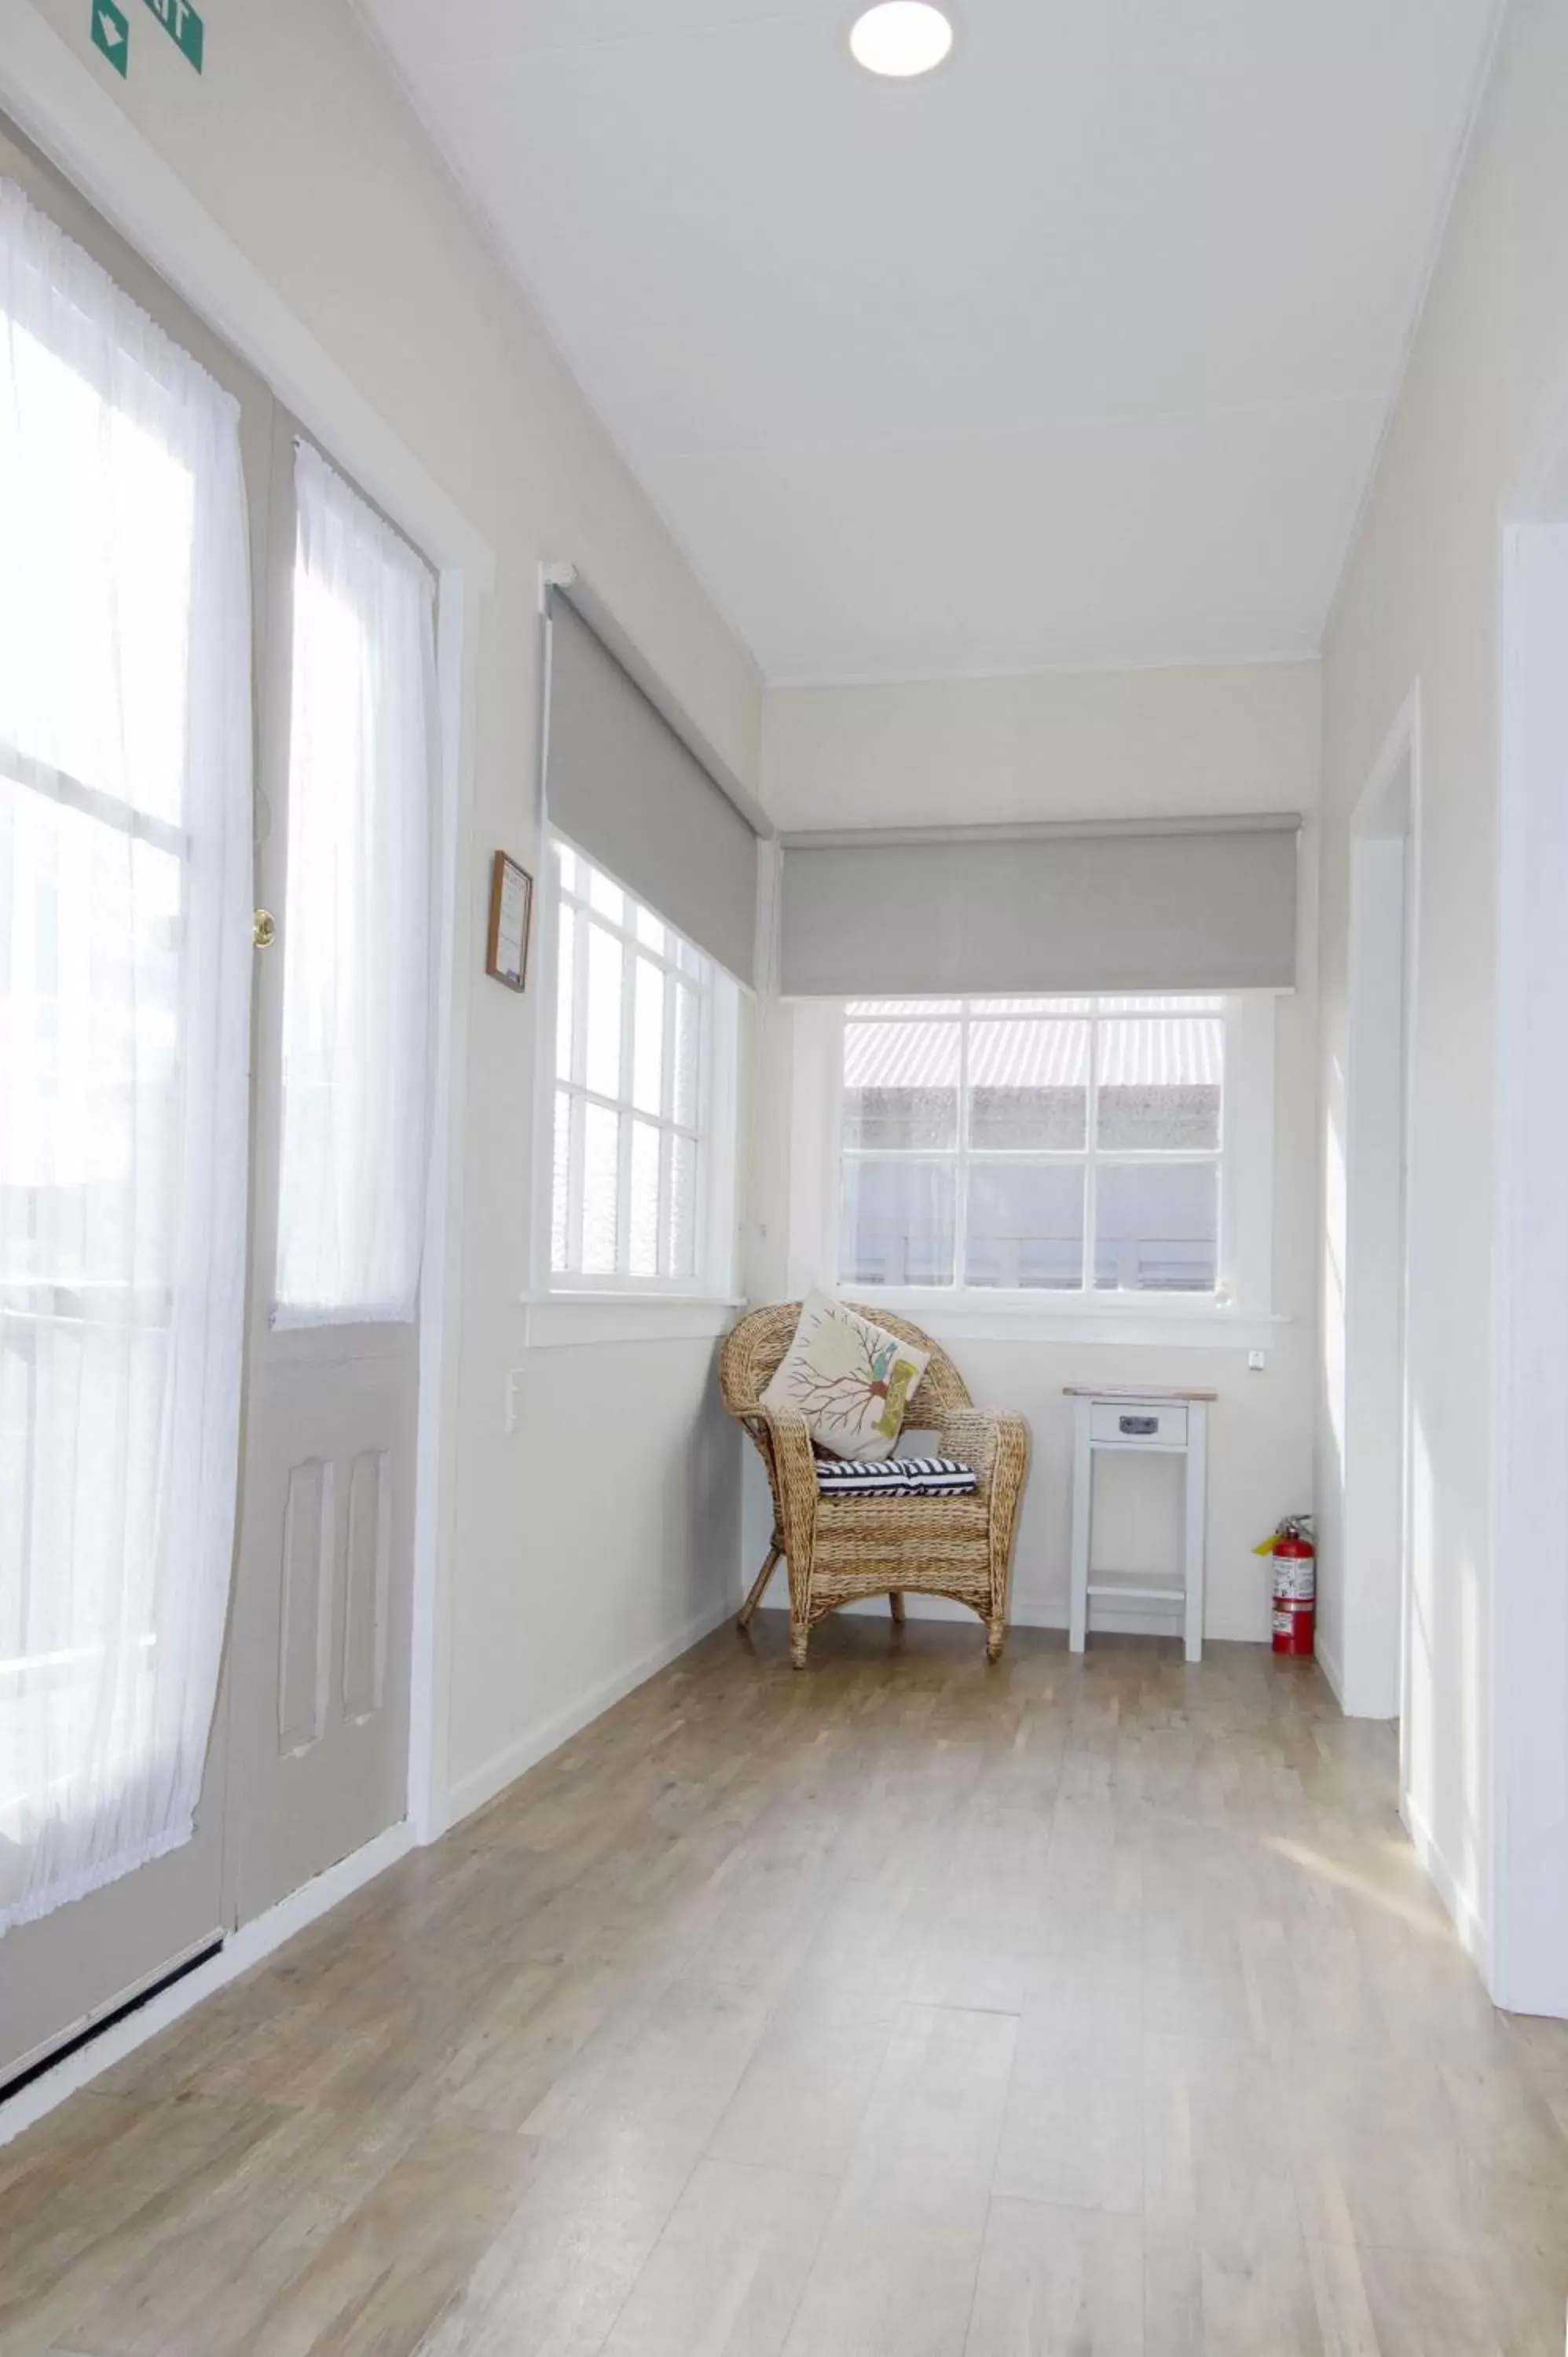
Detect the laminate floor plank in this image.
<box><xmin>993</xmin><ymin>2017</ymin><xmax>1145</xmax><ymax>2216</ymax></box>
<box><xmin>708</xmin><ymin>2000</ymin><xmax>896</xmax><ymax>2177</ymax></box>
<box><xmin>2</xmin><ymin>2093</ymin><xmax>296</xmax><ymax>2355</ymax></box>
<box><xmin>599</xmin><ymin>2158</ymin><xmax>837</xmax><ymax>2357</ymax></box>
<box><xmin>1</xmin><ymin>1616</ymin><xmax>1562</xmax><ymax>2357</ymax></box>
<box><xmin>408</xmin><ymin>2130</ymin><xmax>698</xmax><ymax>2357</ymax></box>
<box><xmin>963</xmin><ymin>2198</ymin><xmax>1145</xmax><ymax>2355</ymax></box>
<box><xmin>1144</xmin><ymin>2228</ymin><xmax>1326</xmax><ymax>2357</ymax></box>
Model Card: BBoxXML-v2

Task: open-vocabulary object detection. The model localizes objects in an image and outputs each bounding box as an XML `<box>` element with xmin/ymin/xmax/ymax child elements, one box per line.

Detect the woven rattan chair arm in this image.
<box><xmin>939</xmin><ymin>1406</ymin><xmax>1028</xmax><ymax>1499</ymax></box>
<box><xmin>940</xmin><ymin>1408</ymin><xmax>1031</xmax><ymax>1619</ymax></box>
<box><xmin>762</xmin><ymin>1407</ymin><xmax>819</xmax><ymax>1554</ymax></box>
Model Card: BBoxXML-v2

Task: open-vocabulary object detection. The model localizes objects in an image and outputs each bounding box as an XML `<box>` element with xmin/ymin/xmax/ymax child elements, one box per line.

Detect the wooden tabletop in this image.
<box><xmin>1063</xmin><ymin>1384</ymin><xmax>1218</xmax><ymax>1402</ymax></box>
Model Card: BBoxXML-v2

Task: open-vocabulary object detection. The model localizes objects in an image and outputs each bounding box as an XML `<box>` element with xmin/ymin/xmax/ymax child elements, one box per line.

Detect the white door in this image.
<box><xmin>0</xmin><ymin>119</ymin><xmax>435</xmax><ymax>2088</ymax></box>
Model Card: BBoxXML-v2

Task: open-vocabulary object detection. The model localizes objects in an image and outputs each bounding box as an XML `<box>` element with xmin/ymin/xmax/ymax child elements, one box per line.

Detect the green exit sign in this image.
<box><xmin>90</xmin><ymin>0</ymin><xmax>130</xmax><ymax>75</ymax></box>
<box><xmin>141</xmin><ymin>0</ymin><xmax>202</xmax><ymax>72</ymax></box>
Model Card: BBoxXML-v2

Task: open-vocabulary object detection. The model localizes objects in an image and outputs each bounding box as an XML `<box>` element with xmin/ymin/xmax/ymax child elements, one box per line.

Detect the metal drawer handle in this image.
<box><xmin>1119</xmin><ymin>1414</ymin><xmax>1159</xmax><ymax>1436</ymax></box>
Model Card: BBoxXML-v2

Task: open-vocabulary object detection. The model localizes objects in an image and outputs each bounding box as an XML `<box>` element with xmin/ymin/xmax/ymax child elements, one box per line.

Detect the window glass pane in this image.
<box><xmin>844</xmin><ymin>1018</ymin><xmax>959</xmax><ymax>1150</ymax></box>
<box><xmin>584</xmin><ymin>923</ymin><xmax>622</xmax><ymax>1099</ymax></box>
<box><xmin>668</xmin><ymin>1133</ymin><xmax>698</xmax><ymax>1278</ymax></box>
<box><xmin>672</xmin><ymin>983</ymin><xmax>700</xmax><ymax>1130</ymax></box>
<box><xmin>632</xmin><ymin>957</ymin><xmax>665</xmax><ymax>1116</ymax></box>
<box><xmin>969</xmin><ymin>1017</ymin><xmax>1088</xmax><ymax>1149</ymax></box>
<box><xmin>555</xmin><ymin>841</ymin><xmax>579</xmax><ymax>897</ymax></box>
<box><xmin>965</xmin><ymin>1164</ymin><xmax>1085</xmax><ymax>1289</ymax></box>
<box><xmin>636</xmin><ymin>904</ymin><xmax>665</xmax><ymax>956</ymax></box>
<box><xmin>554</xmin><ymin>903</ymin><xmax>576</xmax><ymax>1080</ymax></box>
<box><xmin>1094</xmin><ymin>1162</ymin><xmax>1218</xmax><ymax>1292</ymax></box>
<box><xmin>628</xmin><ymin>1118</ymin><xmax>660</xmax><ymax>1276</ymax></box>
<box><xmin>1</xmin><ymin>801</ymin><xmax>184</xmax><ymax>1290</ymax></box>
<box><xmin>840</xmin><ymin>1160</ymin><xmax>956</xmax><ymax>1287</ymax></box>
<box><xmin>587</xmin><ymin>865</ymin><xmax>623</xmax><ymax>923</ymax></box>
<box><xmin>544</xmin><ymin>835</ymin><xmax>724</xmax><ymax>1288</ymax></box>
<box><xmin>1097</xmin><ymin>1015</ymin><xmax>1223</xmax><ymax>1149</ymax></box>
<box><xmin>551</xmin><ymin>1089</ymin><xmax>571</xmax><ymax>1272</ymax></box>
<box><xmin>581</xmin><ymin>1102</ymin><xmax>619</xmax><ymax>1274</ymax></box>
<box><xmin>274</xmin><ymin>446</ymin><xmax>436</xmax><ymax>1325</ymax></box>
<box><xmin>2</xmin><ymin>326</ymin><xmax>196</xmax><ymax>827</ymax></box>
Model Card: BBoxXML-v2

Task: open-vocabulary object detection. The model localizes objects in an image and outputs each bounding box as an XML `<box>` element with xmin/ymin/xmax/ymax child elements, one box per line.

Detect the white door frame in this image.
<box><xmin>1339</xmin><ymin>688</ymin><xmax>1421</xmax><ymax>1738</ymax></box>
<box><xmin>1492</xmin><ymin>513</ymin><xmax>1568</xmax><ymax>2018</ymax></box>
<box><xmin>0</xmin><ymin>2</ymin><xmax>494</xmax><ymax>1851</ymax></box>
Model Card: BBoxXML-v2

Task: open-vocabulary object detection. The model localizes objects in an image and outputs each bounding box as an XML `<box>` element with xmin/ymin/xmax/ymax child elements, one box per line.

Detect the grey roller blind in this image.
<box><xmin>779</xmin><ymin>818</ymin><xmax>1299</xmax><ymax>997</ymax></box>
<box><xmin>544</xmin><ymin>588</ymin><xmax>764</xmax><ymax>985</ymax></box>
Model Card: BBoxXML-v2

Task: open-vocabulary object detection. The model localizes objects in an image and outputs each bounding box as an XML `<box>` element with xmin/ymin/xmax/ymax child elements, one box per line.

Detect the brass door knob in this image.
<box><xmin>253</xmin><ymin>909</ymin><xmax>277</xmax><ymax>949</ymax></box>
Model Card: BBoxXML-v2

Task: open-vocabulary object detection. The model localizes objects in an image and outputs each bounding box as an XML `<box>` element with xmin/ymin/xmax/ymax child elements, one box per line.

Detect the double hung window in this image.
<box><xmin>547</xmin><ymin>838</ymin><xmax>737</xmax><ymax>1292</ymax></box>
<box><xmin>840</xmin><ymin>995</ymin><xmax>1230</xmax><ymax>1297</ymax></box>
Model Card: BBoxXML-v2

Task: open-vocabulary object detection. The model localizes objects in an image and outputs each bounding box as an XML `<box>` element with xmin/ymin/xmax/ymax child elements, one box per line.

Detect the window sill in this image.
<box><xmin>518</xmin><ymin>1292</ymin><xmax>744</xmax><ymax>1350</ymax></box>
<box><xmin>837</xmin><ymin>1290</ymin><xmax>1291</xmax><ymax>1354</ymax></box>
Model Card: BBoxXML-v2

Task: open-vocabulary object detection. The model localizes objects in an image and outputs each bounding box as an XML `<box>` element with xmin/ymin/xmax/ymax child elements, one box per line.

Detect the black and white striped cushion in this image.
<box><xmin>815</xmin><ymin>1456</ymin><xmax>978</xmax><ymax>1499</ymax></box>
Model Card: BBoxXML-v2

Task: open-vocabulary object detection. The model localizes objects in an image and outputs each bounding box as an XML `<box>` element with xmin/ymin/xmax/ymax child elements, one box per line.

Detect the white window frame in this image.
<box><xmin>527</xmin><ymin>830</ymin><xmax>741</xmax><ymax>1340</ymax></box>
<box><xmin>785</xmin><ymin>992</ymin><xmax>1280</xmax><ymax>1351</ymax></box>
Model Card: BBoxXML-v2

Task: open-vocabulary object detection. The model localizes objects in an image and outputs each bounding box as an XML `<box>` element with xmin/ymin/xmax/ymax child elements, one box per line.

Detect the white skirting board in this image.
<box><xmin>445</xmin><ymin>1594</ymin><xmax>737</xmax><ymax>1828</ymax></box>
<box><xmin>0</xmin><ymin>1820</ymin><xmax>414</xmax><ymax>2151</ymax></box>
<box><xmin>1400</xmin><ymin>1787</ymin><xmax>1490</xmax><ymax>1986</ymax></box>
<box><xmin>1313</xmin><ymin>1627</ymin><xmax>1346</xmax><ymax>1708</ymax></box>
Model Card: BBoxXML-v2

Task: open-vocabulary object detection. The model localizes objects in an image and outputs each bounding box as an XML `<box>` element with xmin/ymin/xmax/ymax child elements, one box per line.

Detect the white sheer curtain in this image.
<box><xmin>273</xmin><ymin>443</ymin><xmax>437</xmax><ymax>1326</ymax></box>
<box><xmin>0</xmin><ymin>181</ymin><xmax>253</xmax><ymax>1929</ymax></box>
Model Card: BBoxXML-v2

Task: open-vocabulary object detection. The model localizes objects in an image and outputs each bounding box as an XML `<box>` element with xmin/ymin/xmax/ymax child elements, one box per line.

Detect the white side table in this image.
<box><xmin>1066</xmin><ymin>1387</ymin><xmax>1214</xmax><ymax>1662</ymax></box>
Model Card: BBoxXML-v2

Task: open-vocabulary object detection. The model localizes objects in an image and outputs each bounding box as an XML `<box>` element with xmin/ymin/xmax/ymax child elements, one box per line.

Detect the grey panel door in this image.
<box><xmin>0</xmin><ymin>1708</ymin><xmax>231</xmax><ymax>2088</ymax></box>
<box><xmin>0</xmin><ymin>115</ymin><xmax>272</xmax><ymax>2088</ymax></box>
<box><xmin>223</xmin><ymin>416</ymin><xmax>421</xmax><ymax>1929</ymax></box>
<box><xmin>0</xmin><ymin>119</ymin><xmax>423</xmax><ymax>2081</ymax></box>
<box><xmin>226</xmin><ymin>1336</ymin><xmax>416</xmax><ymax>1923</ymax></box>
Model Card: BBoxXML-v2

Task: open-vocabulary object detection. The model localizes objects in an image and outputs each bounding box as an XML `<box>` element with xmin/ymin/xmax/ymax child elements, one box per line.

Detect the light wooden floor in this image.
<box><xmin>5</xmin><ymin>1615</ymin><xmax>1568</xmax><ymax>2356</ymax></box>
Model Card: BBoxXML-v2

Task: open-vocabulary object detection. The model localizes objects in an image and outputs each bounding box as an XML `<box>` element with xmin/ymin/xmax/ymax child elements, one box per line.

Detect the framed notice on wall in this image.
<box><xmin>485</xmin><ymin>852</ymin><xmax>533</xmax><ymax>992</ymax></box>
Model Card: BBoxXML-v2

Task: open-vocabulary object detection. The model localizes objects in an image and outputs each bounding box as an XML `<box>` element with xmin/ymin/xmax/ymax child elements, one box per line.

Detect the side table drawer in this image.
<box><xmin>1090</xmin><ymin>1400</ymin><xmax>1189</xmax><ymax>1447</ymax></box>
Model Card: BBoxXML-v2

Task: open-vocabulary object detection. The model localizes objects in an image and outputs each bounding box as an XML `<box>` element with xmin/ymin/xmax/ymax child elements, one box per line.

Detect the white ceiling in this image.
<box><xmin>359</xmin><ymin>0</ymin><xmax>1499</xmax><ymax>682</ymax></box>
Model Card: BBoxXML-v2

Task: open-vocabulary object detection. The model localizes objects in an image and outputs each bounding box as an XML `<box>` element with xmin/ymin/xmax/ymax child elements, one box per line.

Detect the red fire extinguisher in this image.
<box><xmin>1255</xmin><ymin>1516</ymin><xmax>1316</xmax><ymax>1656</ymax></box>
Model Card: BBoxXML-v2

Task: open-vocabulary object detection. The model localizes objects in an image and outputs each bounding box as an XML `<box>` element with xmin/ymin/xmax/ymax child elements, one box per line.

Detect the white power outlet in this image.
<box><xmin>1247</xmin><ymin>1348</ymin><xmax>1267</xmax><ymax>1373</ymax></box>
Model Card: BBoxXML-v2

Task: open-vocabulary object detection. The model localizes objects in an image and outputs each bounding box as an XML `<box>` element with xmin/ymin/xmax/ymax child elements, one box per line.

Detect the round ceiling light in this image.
<box><xmin>848</xmin><ymin>2</ymin><xmax>954</xmax><ymax>79</ymax></box>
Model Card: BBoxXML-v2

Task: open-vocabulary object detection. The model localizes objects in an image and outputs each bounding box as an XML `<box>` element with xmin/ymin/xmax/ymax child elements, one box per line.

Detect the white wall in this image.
<box><xmin>753</xmin><ymin>662</ymin><xmax>1321</xmax><ymax>1644</ymax></box>
<box><xmin>7</xmin><ymin>0</ymin><xmax>761</xmax><ymax>1834</ymax></box>
<box><xmin>1317</xmin><ymin>0</ymin><xmax>1568</xmax><ymax>1992</ymax></box>
<box><xmin>764</xmin><ymin>662</ymin><xmax>1323</xmax><ymax>832</ymax></box>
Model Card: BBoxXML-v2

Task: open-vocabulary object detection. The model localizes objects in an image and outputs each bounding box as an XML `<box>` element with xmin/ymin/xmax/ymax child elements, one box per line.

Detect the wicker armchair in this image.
<box><xmin>720</xmin><ymin>1303</ymin><xmax>1030</xmax><ymax>1670</ymax></box>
